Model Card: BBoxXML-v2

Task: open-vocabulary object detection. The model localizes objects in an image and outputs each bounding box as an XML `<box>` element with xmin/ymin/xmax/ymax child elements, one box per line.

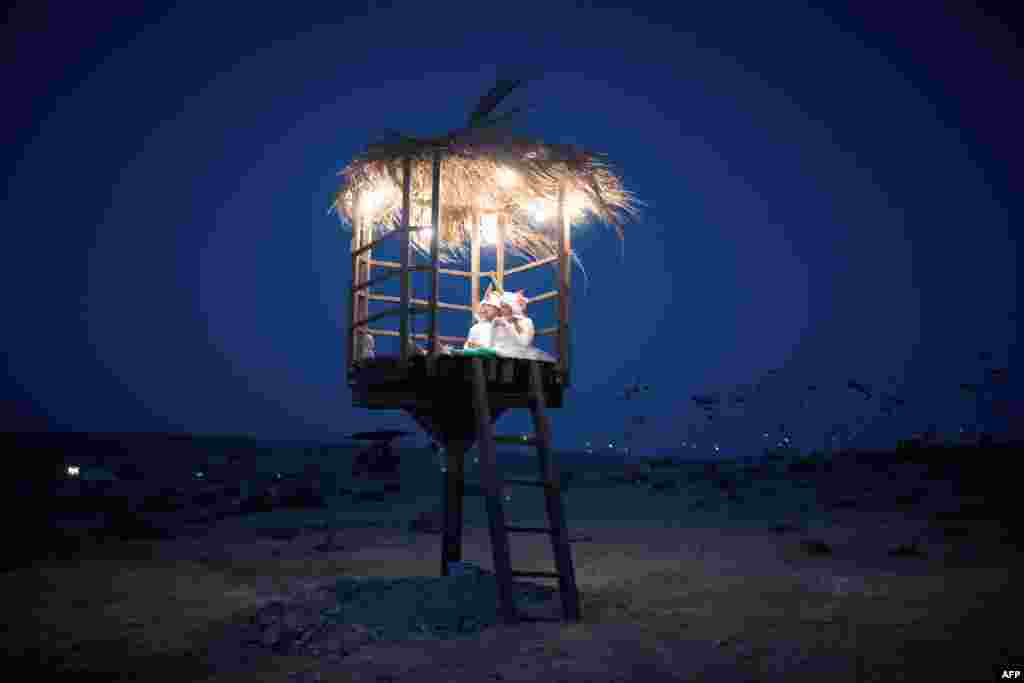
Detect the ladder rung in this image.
<box><xmin>505</xmin><ymin>525</ymin><xmax>554</xmax><ymax>534</ymax></box>
<box><xmin>493</xmin><ymin>434</ymin><xmax>540</xmax><ymax>446</ymax></box>
<box><xmin>511</xmin><ymin>570</ymin><xmax>561</xmax><ymax>579</ymax></box>
<box><xmin>503</xmin><ymin>478</ymin><xmax>552</xmax><ymax>488</ymax></box>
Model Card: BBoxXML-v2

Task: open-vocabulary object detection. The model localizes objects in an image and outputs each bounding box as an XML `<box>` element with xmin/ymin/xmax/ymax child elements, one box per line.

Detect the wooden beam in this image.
<box><xmin>365</xmin><ymin>328</ymin><xmax>466</xmax><ymax>344</ymax></box>
<box><xmin>346</xmin><ymin>201</ymin><xmax>360</xmax><ymax>370</ymax></box>
<box><xmin>470</xmin><ymin>358</ymin><xmax>518</xmax><ymax>623</ymax></box>
<box><xmin>471</xmin><ymin>218</ymin><xmax>480</xmax><ymax>319</ymax></box>
<box><xmin>366</xmin><ymin>293</ymin><xmax>471</xmax><ymax>312</ymax></box>
<box><xmin>351</xmin><ymin>265</ymin><xmax>433</xmax><ymax>293</ymax></box>
<box><xmin>557</xmin><ymin>184</ymin><xmax>571</xmax><ymax>386</ymax></box>
<box><xmin>504</xmin><ymin>255</ymin><xmax>558</xmax><ymax>276</ymax></box>
<box><xmin>495</xmin><ymin>214</ymin><xmax>506</xmax><ymax>291</ymax></box>
<box><xmin>527</xmin><ymin>290</ymin><xmax>559</xmax><ymax>305</ymax></box>
<box><xmin>429</xmin><ymin>150</ymin><xmax>441</xmax><ymax>356</ymax></box>
<box><xmin>353</xmin><ymin>305</ymin><xmax>404</xmax><ymax>329</ymax></box>
<box><xmin>369</xmin><ymin>258</ymin><xmax>477</xmax><ymax>279</ymax></box>
<box><xmin>351</xmin><ymin>224</ymin><xmax>429</xmax><ymax>258</ymax></box>
<box><xmin>441</xmin><ymin>440</ymin><xmax>467</xmax><ymax>576</ymax></box>
<box><xmin>399</xmin><ymin>157</ymin><xmax>412</xmax><ymax>362</ymax></box>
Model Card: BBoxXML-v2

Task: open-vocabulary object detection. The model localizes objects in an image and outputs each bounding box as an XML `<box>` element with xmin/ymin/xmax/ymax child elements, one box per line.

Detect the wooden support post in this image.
<box><xmin>471</xmin><ymin>358</ymin><xmax>518</xmax><ymax>624</ymax></box>
<box><xmin>471</xmin><ymin>218</ymin><xmax>481</xmax><ymax>321</ymax></box>
<box><xmin>428</xmin><ymin>150</ymin><xmax>441</xmax><ymax>357</ymax></box>
<box><xmin>440</xmin><ymin>440</ymin><xmax>467</xmax><ymax>576</ymax></box>
<box><xmin>528</xmin><ymin>362</ymin><xmax>581</xmax><ymax>621</ymax></box>
<box><xmin>495</xmin><ymin>214</ymin><xmax>506</xmax><ymax>291</ymax></box>
<box><xmin>358</xmin><ymin>199</ymin><xmax>372</xmax><ymax>354</ymax></box>
<box><xmin>399</xmin><ymin>157</ymin><xmax>412</xmax><ymax>362</ymax></box>
<box><xmin>557</xmin><ymin>184</ymin><xmax>571</xmax><ymax>386</ymax></box>
<box><xmin>347</xmin><ymin>198</ymin><xmax>360</xmax><ymax>370</ymax></box>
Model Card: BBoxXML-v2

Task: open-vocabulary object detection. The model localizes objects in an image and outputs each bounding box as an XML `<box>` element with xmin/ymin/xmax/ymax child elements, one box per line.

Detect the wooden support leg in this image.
<box><xmin>471</xmin><ymin>358</ymin><xmax>518</xmax><ymax>625</ymax></box>
<box><xmin>440</xmin><ymin>440</ymin><xmax>468</xmax><ymax>576</ymax></box>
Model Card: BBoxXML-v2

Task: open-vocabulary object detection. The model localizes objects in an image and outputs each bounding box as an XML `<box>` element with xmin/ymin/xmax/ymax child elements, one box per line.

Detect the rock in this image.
<box><xmin>409</xmin><ymin>509</ymin><xmax>444</xmax><ymax>534</ymax></box>
<box><xmin>354</xmin><ymin>489</ymin><xmax>388</xmax><ymax>503</ymax></box>
<box><xmin>258</xmin><ymin>527</ymin><xmax>301</xmax><ymax>541</ymax></box>
<box><xmin>621</xmin><ymin>463</ymin><xmax>650</xmax><ymax>484</ymax></box>
<box><xmin>888</xmin><ymin>541</ymin><xmax>927</xmax><ymax>558</ymax></box>
<box><xmin>800</xmin><ymin>538</ymin><xmax>832</xmax><ymax>556</ymax></box>
<box><xmin>650</xmin><ymin>479</ymin><xmax>679</xmax><ymax>493</ymax></box>
<box><xmin>262</xmin><ymin>623</ymin><xmax>283</xmax><ymax>647</ymax></box>
<box><xmin>829</xmin><ymin>496</ymin><xmax>859</xmax><ymax>510</ymax></box>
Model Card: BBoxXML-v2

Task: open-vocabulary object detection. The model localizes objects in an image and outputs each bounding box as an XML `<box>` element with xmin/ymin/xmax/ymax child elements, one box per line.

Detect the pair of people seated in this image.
<box><xmin>463</xmin><ymin>285</ymin><xmax>556</xmax><ymax>362</ymax></box>
<box><xmin>353</xmin><ymin>284</ymin><xmax>554</xmax><ymax>363</ymax></box>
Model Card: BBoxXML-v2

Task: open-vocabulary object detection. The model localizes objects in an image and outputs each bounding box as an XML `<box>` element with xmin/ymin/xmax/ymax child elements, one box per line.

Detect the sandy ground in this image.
<box><xmin>5</xmin><ymin>458</ymin><xmax>1022</xmax><ymax>682</ymax></box>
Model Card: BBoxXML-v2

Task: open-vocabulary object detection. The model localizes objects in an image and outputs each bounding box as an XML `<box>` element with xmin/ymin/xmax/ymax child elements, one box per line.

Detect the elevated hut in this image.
<box><xmin>329</xmin><ymin>79</ymin><xmax>639</xmax><ymax>624</ymax></box>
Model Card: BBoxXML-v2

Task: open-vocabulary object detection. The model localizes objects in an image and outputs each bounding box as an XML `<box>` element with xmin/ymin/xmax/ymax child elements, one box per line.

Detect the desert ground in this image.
<box><xmin>3</xmin><ymin>443</ymin><xmax>1021</xmax><ymax>682</ymax></box>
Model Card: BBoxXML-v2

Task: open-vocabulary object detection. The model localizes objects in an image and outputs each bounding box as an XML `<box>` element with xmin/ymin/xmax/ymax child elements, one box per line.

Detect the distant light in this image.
<box><xmin>504</xmin><ymin>494</ymin><xmax>512</xmax><ymax>502</ymax></box>
<box><xmin>608</xmin><ymin>442</ymin><xmax>615</xmax><ymax>449</ymax></box>
<box><xmin>195</xmin><ymin>471</ymin><xmax>205</xmax><ymax>479</ymax></box>
<box><xmin>66</xmin><ymin>465</ymin><xmax>80</xmax><ymax>477</ymax></box>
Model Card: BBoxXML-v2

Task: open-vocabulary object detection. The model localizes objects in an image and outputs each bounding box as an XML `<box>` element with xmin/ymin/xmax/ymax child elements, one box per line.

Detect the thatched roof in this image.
<box><xmin>328</xmin><ymin>78</ymin><xmax>640</xmax><ymax>264</ymax></box>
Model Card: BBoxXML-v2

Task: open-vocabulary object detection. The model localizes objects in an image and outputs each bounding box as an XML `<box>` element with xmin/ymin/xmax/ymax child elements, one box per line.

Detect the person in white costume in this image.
<box><xmin>464</xmin><ymin>287</ymin><xmax>502</xmax><ymax>350</ymax></box>
<box><xmin>491</xmin><ymin>290</ymin><xmax>557</xmax><ymax>362</ymax></box>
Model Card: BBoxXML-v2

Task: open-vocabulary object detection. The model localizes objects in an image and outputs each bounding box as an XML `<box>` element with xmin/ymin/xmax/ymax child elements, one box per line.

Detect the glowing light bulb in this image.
<box><xmin>529</xmin><ymin>199</ymin><xmax>551</xmax><ymax>222</ymax></box>
<box><xmin>359</xmin><ymin>185</ymin><xmax>394</xmax><ymax>215</ymax></box>
<box><xmin>480</xmin><ymin>213</ymin><xmax>498</xmax><ymax>244</ymax></box>
<box><xmin>496</xmin><ymin>166</ymin><xmax>519</xmax><ymax>188</ymax></box>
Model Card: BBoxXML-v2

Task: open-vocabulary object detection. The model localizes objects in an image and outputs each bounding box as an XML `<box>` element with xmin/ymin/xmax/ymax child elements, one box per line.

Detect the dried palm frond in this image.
<box><xmin>328</xmin><ymin>77</ymin><xmax>641</xmax><ymax>264</ymax></box>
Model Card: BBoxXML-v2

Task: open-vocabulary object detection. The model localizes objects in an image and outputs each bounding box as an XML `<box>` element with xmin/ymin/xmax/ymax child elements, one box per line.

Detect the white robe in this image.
<box><xmin>490</xmin><ymin>315</ymin><xmax>557</xmax><ymax>362</ymax></box>
<box><xmin>463</xmin><ymin>320</ymin><xmax>494</xmax><ymax>350</ymax></box>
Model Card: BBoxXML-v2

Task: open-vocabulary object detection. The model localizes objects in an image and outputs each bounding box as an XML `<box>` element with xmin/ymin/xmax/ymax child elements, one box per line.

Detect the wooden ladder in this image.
<box><xmin>469</xmin><ymin>357</ymin><xmax>582</xmax><ymax>624</ymax></box>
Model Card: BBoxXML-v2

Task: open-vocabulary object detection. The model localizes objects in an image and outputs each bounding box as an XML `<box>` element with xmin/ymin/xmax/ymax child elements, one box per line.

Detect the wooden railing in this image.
<box><xmin>347</xmin><ymin>158</ymin><xmax>572</xmax><ymax>386</ymax></box>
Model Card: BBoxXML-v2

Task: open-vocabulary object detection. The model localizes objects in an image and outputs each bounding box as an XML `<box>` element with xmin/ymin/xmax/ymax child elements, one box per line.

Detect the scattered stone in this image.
<box><xmin>409</xmin><ymin>510</ymin><xmax>444</xmax><ymax>534</ymax></box>
<box><xmin>650</xmin><ymin>479</ymin><xmax>679</xmax><ymax>493</ymax></box>
<box><xmin>314</xmin><ymin>529</ymin><xmax>345</xmax><ymax>553</ymax></box>
<box><xmin>354</xmin><ymin>489</ymin><xmax>388</xmax><ymax>503</ymax></box>
<box><xmin>889</xmin><ymin>541</ymin><xmax>927</xmax><ymax>558</ymax></box>
<box><xmin>800</xmin><ymin>538</ymin><xmax>832</xmax><ymax>556</ymax></box>
<box><xmin>829</xmin><ymin>496</ymin><xmax>859</xmax><ymax>510</ymax></box>
<box><xmin>787</xmin><ymin>460</ymin><xmax>817</xmax><ymax>474</ymax></box>
<box><xmin>941</xmin><ymin>525</ymin><xmax>969</xmax><ymax>538</ymax></box>
<box><xmin>258</xmin><ymin>527</ymin><xmax>302</xmax><ymax>541</ymax></box>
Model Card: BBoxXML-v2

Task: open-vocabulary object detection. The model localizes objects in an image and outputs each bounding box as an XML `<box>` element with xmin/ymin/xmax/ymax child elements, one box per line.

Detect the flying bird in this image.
<box><xmin>847</xmin><ymin>380</ymin><xmax>873</xmax><ymax>400</ymax></box>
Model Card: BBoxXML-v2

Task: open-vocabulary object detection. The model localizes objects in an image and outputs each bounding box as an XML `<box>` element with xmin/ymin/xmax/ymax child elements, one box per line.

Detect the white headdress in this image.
<box><xmin>500</xmin><ymin>290</ymin><xmax>528</xmax><ymax>317</ymax></box>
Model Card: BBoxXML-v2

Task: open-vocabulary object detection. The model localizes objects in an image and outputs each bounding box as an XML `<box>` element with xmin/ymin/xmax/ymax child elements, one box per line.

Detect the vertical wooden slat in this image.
<box><xmin>528</xmin><ymin>361</ymin><xmax>581</xmax><ymax>621</ymax></box>
<box><xmin>428</xmin><ymin>150</ymin><xmax>441</xmax><ymax>356</ymax></box>
<box><xmin>557</xmin><ymin>184</ymin><xmax>571</xmax><ymax>386</ymax></box>
<box><xmin>399</xmin><ymin>157</ymin><xmax>412</xmax><ymax>362</ymax></box>
<box><xmin>348</xmin><ymin>193</ymin><xmax>363</xmax><ymax>370</ymax></box>
<box><xmin>471</xmin><ymin>218</ymin><xmax>481</xmax><ymax>321</ymax></box>
<box><xmin>495</xmin><ymin>214</ymin><xmax>506</xmax><ymax>291</ymax></box>
<box><xmin>441</xmin><ymin>440</ymin><xmax>467</xmax><ymax>576</ymax></box>
<box><xmin>471</xmin><ymin>358</ymin><xmax>518</xmax><ymax>624</ymax></box>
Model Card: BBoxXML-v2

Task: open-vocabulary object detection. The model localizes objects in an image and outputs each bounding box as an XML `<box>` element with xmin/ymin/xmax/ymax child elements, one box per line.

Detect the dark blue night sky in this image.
<box><xmin>3</xmin><ymin>2</ymin><xmax>1018</xmax><ymax>453</ymax></box>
